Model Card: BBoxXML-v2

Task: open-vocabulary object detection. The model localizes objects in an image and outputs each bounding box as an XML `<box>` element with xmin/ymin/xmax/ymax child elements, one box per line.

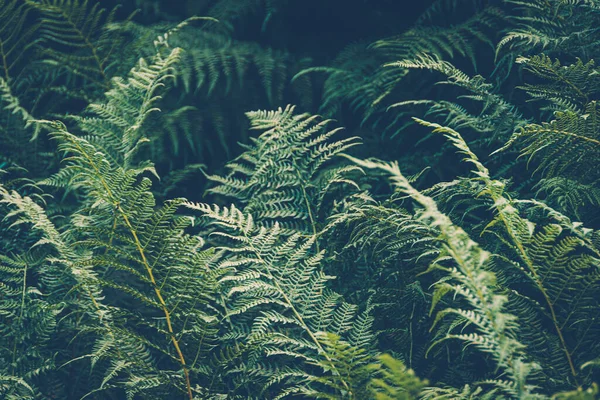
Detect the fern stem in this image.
<box><xmin>0</xmin><ymin>38</ymin><xmax>9</xmax><ymax>82</ymax></box>
<box><xmin>70</xmin><ymin>136</ymin><xmax>193</xmax><ymax>399</ymax></box>
<box><xmin>119</xmin><ymin>208</ymin><xmax>194</xmax><ymax>400</ymax></box>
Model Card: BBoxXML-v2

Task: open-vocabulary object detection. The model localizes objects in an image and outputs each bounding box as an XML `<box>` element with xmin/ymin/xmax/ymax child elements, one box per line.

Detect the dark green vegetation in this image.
<box><xmin>1</xmin><ymin>0</ymin><xmax>600</xmax><ymax>398</ymax></box>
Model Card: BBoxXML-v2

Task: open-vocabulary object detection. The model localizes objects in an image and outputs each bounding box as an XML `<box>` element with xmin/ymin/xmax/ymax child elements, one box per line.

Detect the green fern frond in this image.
<box><xmin>206</xmin><ymin>105</ymin><xmax>361</xmax><ymax>234</ymax></box>
<box><xmin>503</xmin><ymin>101</ymin><xmax>600</xmax><ymax>183</ymax></box>
<box><xmin>497</xmin><ymin>0</ymin><xmax>600</xmax><ymax>69</ymax></box>
<box><xmin>534</xmin><ymin>177</ymin><xmax>600</xmax><ymax>219</ymax></box>
<box><xmin>27</xmin><ymin>45</ymin><xmax>225</xmax><ymax>398</ymax></box>
<box><xmin>0</xmin><ymin>0</ymin><xmax>39</xmax><ymax>82</ymax></box>
<box><xmin>516</xmin><ymin>55</ymin><xmax>600</xmax><ymax>113</ymax></box>
<box><xmin>28</xmin><ymin>0</ymin><xmax>119</xmax><ymax>89</ymax></box>
<box><xmin>388</xmin><ymin>54</ymin><xmax>526</xmax><ymax>143</ymax></box>
<box><xmin>0</xmin><ymin>77</ymin><xmax>41</xmax><ymax>141</ymax></box>
<box><xmin>186</xmin><ymin>201</ymin><xmax>376</xmax><ymax>398</ymax></box>
<box><xmin>368</xmin><ymin>353</ymin><xmax>427</xmax><ymax>400</ymax></box>
<box><xmin>305</xmin><ymin>6</ymin><xmax>501</xmax><ymax>122</ymax></box>
<box><xmin>348</xmin><ymin>154</ymin><xmax>542</xmax><ymax>398</ymax></box>
<box><xmin>420</xmin><ymin>118</ymin><xmax>600</xmax><ymax>390</ymax></box>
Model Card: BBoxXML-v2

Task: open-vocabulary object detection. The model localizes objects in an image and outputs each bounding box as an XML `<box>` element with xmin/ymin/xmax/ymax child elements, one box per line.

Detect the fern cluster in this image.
<box><xmin>2</xmin><ymin>0</ymin><xmax>600</xmax><ymax>399</ymax></box>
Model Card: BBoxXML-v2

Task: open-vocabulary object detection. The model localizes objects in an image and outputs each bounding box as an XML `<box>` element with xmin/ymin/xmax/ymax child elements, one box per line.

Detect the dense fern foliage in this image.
<box><xmin>1</xmin><ymin>0</ymin><xmax>600</xmax><ymax>399</ymax></box>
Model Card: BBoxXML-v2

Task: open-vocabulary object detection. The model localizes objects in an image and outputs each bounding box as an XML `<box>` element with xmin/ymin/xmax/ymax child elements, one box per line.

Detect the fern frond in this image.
<box><xmin>388</xmin><ymin>54</ymin><xmax>526</xmax><ymax>143</ymax></box>
<box><xmin>0</xmin><ymin>0</ymin><xmax>39</xmax><ymax>82</ymax></box>
<box><xmin>497</xmin><ymin>0</ymin><xmax>600</xmax><ymax>69</ymax></box>
<box><xmin>206</xmin><ymin>105</ymin><xmax>361</xmax><ymax>234</ymax></box>
<box><xmin>187</xmin><ymin>201</ymin><xmax>376</xmax><ymax>398</ymax></box>
<box><xmin>533</xmin><ymin>177</ymin><xmax>600</xmax><ymax>219</ymax></box>
<box><xmin>420</xmin><ymin>118</ymin><xmax>600</xmax><ymax>390</ymax></box>
<box><xmin>307</xmin><ymin>6</ymin><xmax>501</xmax><ymax>121</ymax></box>
<box><xmin>516</xmin><ymin>55</ymin><xmax>600</xmax><ymax>113</ymax></box>
<box><xmin>28</xmin><ymin>0</ymin><xmax>119</xmax><ymax>89</ymax></box>
<box><xmin>347</xmin><ymin>154</ymin><xmax>542</xmax><ymax>398</ymax></box>
<box><xmin>31</xmin><ymin>45</ymin><xmax>224</xmax><ymax>398</ymax></box>
<box><xmin>504</xmin><ymin>101</ymin><xmax>600</xmax><ymax>183</ymax></box>
<box><xmin>368</xmin><ymin>353</ymin><xmax>427</xmax><ymax>399</ymax></box>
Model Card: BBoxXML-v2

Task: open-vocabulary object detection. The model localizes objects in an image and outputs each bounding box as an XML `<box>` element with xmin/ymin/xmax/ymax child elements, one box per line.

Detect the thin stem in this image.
<box><xmin>71</xmin><ymin>136</ymin><xmax>193</xmax><ymax>399</ymax></box>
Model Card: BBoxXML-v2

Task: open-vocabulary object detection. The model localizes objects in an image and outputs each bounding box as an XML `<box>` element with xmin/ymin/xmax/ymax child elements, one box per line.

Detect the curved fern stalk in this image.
<box><xmin>75</xmin><ymin>47</ymin><xmax>181</xmax><ymax>171</ymax></box>
<box><xmin>103</xmin><ymin>20</ymin><xmax>310</xmax><ymax>173</ymax></box>
<box><xmin>38</xmin><ymin>47</ymin><xmax>212</xmax><ymax>398</ymax></box>
<box><xmin>346</xmin><ymin>156</ymin><xmax>542</xmax><ymax>398</ymax></box>
<box><xmin>415</xmin><ymin>118</ymin><xmax>596</xmax><ymax>387</ymax></box>
<box><xmin>42</xmin><ymin>122</ymin><xmax>198</xmax><ymax>399</ymax></box>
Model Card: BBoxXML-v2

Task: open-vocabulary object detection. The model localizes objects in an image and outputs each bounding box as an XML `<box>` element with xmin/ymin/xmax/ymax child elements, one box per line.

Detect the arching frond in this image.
<box><xmin>186</xmin><ymin>202</ymin><xmax>376</xmax><ymax>398</ymax></box>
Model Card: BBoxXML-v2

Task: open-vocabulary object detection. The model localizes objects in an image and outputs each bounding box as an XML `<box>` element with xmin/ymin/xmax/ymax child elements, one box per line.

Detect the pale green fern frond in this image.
<box><xmin>206</xmin><ymin>105</ymin><xmax>362</xmax><ymax>234</ymax></box>
<box><xmin>420</xmin><ymin>118</ymin><xmax>600</xmax><ymax>391</ymax></box>
<box><xmin>186</xmin><ymin>202</ymin><xmax>375</xmax><ymax>398</ymax></box>
<box><xmin>348</xmin><ymin>155</ymin><xmax>542</xmax><ymax>398</ymax></box>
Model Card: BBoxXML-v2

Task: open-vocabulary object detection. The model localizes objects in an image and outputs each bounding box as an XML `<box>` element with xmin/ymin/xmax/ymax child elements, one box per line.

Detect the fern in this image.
<box><xmin>29</xmin><ymin>47</ymin><xmax>221</xmax><ymax>399</ymax></box>
<box><xmin>388</xmin><ymin>54</ymin><xmax>527</xmax><ymax>145</ymax></box>
<box><xmin>417</xmin><ymin>119</ymin><xmax>600</xmax><ymax>391</ymax></box>
<box><xmin>299</xmin><ymin>5</ymin><xmax>501</xmax><ymax>122</ymax></box>
<box><xmin>2</xmin><ymin>1</ymin><xmax>600</xmax><ymax>398</ymax></box>
<box><xmin>348</xmin><ymin>154</ymin><xmax>543</xmax><ymax>398</ymax></box>
<box><xmin>185</xmin><ymin>202</ymin><xmax>376</xmax><ymax>398</ymax></box>
<box><xmin>532</xmin><ymin>177</ymin><xmax>600</xmax><ymax>221</ymax></box>
<box><xmin>0</xmin><ymin>0</ymin><xmax>39</xmax><ymax>83</ymax></box>
<box><xmin>205</xmin><ymin>105</ymin><xmax>361</xmax><ymax>234</ymax></box>
<box><xmin>497</xmin><ymin>0</ymin><xmax>600</xmax><ymax>65</ymax></box>
<box><xmin>28</xmin><ymin>0</ymin><xmax>120</xmax><ymax>90</ymax></box>
<box><xmin>0</xmin><ymin>183</ymin><xmax>107</xmax><ymax>399</ymax></box>
<box><xmin>515</xmin><ymin>55</ymin><xmax>600</xmax><ymax>113</ymax></box>
<box><xmin>106</xmin><ymin>20</ymin><xmax>307</xmax><ymax>172</ymax></box>
<box><xmin>502</xmin><ymin>101</ymin><xmax>600</xmax><ymax>184</ymax></box>
<box><xmin>368</xmin><ymin>353</ymin><xmax>428</xmax><ymax>399</ymax></box>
